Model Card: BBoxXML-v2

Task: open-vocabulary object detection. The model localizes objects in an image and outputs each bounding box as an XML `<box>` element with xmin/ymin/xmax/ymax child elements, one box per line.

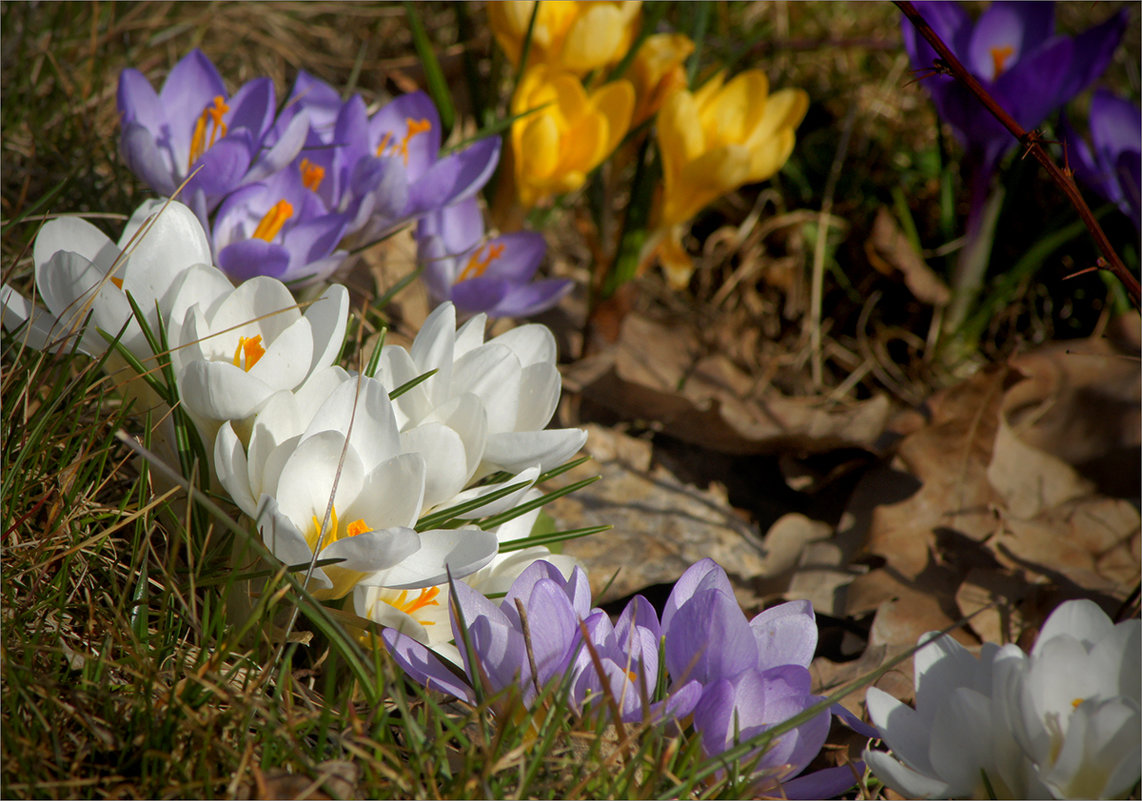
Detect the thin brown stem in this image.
<box><xmin>895</xmin><ymin>0</ymin><xmax>1140</xmax><ymax>307</ymax></box>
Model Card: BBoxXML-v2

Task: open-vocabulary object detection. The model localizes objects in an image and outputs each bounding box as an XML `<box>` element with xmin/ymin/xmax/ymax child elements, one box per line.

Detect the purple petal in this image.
<box><xmin>159</xmin><ymin>49</ymin><xmax>227</xmax><ymax>153</ymax></box>
<box><xmin>119</xmin><ymin>123</ymin><xmax>177</xmax><ymax>196</ymax></box>
<box><xmin>664</xmin><ymin>587</ymin><xmax>757</xmax><ymax>685</ymax></box>
<box><xmin>523</xmin><ymin>580</ymin><xmax>584</xmax><ymax>686</ymax></box>
<box><xmin>289</xmin><ymin>70</ymin><xmax>344</xmax><ymax>140</ymax></box>
<box><xmin>247</xmin><ymin>111</ymin><xmax>310</xmax><ymax>186</ymax></box>
<box><xmin>226</xmin><ymin>77</ymin><xmax>275</xmax><ymax>138</ymax></box>
<box><xmin>662</xmin><ymin>558</ymin><xmax>734</xmax><ymax>633</ymax></box>
<box><xmin>334</xmin><ymin>94</ymin><xmax>372</xmax><ymax>168</ymax></box>
<box><xmin>1117</xmin><ymin>150</ymin><xmax>1141</xmax><ymax>225</ymax></box>
<box><xmin>117</xmin><ymin>68</ymin><xmax>164</xmax><ymax>130</ymax></box>
<box><xmin>995</xmin><ymin>37</ymin><xmax>1075</xmax><ymax>133</ymax></box>
<box><xmin>491</xmin><ymin>279</ymin><xmax>574</xmax><ymax>319</ymax></box>
<box><xmin>408</xmin><ymin>137</ymin><xmax>501</xmax><ymax>217</ymax></box>
<box><xmin>901</xmin><ymin>2</ymin><xmax>971</xmax><ymax>73</ymax></box>
<box><xmin>282</xmin><ymin>214</ymin><xmax>349</xmax><ymax>269</ymax></box>
<box><xmin>481</xmin><ymin>232</ymin><xmax>547</xmax><ymax>281</ymax></box>
<box><xmin>382</xmin><ymin>628</ymin><xmax>475</xmax><ymax>702</ymax></box>
<box><xmin>1058</xmin><ymin>9</ymin><xmax>1127</xmax><ymax>101</ymax></box>
<box><xmin>501</xmin><ymin>560</ymin><xmax>569</xmax><ymax>617</ymax></box>
<box><xmin>417</xmin><ymin>197</ymin><xmax>485</xmax><ymax>253</ymax></box>
<box><xmin>351</xmin><ymin>155</ymin><xmax>411</xmax><ymax>222</ymax></box>
<box><xmin>1091</xmin><ymin>90</ymin><xmax>1142</xmax><ymax>166</ymax></box>
<box><xmin>967</xmin><ymin>2</ymin><xmax>1053</xmax><ymax>80</ymax></box>
<box><xmin>188</xmin><ymin>132</ymin><xmax>254</xmax><ymax>198</ymax></box>
<box><xmin>217</xmin><ymin>238</ymin><xmax>291</xmax><ymax>281</ymax></box>
<box><xmin>615</xmin><ymin>595</ymin><xmax>661</xmax><ymax>650</ymax></box>
<box><xmin>450</xmin><ymin>278</ymin><xmax>512</xmax><ymax>314</ymax></box>
<box><xmin>750</xmin><ymin>599</ymin><xmax>818</xmax><ymax>670</ymax></box>
<box><xmin>776</xmin><ymin>761</ymin><xmax>865</xmax><ymax>800</ymax></box>
<box><xmin>370</xmin><ymin>92</ymin><xmax>442</xmax><ymax>180</ymax></box>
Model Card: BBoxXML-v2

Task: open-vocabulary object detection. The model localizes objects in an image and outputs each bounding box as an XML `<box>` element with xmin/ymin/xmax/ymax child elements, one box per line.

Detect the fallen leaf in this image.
<box><xmin>865</xmin><ymin>207</ymin><xmax>950</xmax><ymax>306</ymax></box>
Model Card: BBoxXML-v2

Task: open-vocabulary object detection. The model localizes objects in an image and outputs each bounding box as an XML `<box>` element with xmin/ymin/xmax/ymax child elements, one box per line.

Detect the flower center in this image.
<box><xmin>187</xmin><ymin>95</ymin><xmax>230</xmax><ymax>169</ymax></box>
<box><xmin>1071</xmin><ymin>697</ymin><xmax>1084</xmax><ymax>709</ymax></box>
<box><xmin>109</xmin><ymin>276</ymin><xmax>124</xmax><ymax>290</ymax></box>
<box><xmin>383</xmin><ymin>587</ymin><xmax>441</xmax><ymax>622</ymax></box>
<box><xmin>300</xmin><ymin>158</ymin><xmax>325</xmax><ymax>192</ymax></box>
<box><xmin>231</xmin><ymin>335</ymin><xmax>266</xmax><ymax>371</ymax></box>
<box><xmin>456</xmin><ymin>243</ymin><xmax>506</xmax><ymax>282</ymax></box>
<box><xmin>990</xmin><ymin>45</ymin><xmax>1015</xmax><ymax>78</ymax></box>
<box><xmin>251</xmin><ymin>199</ymin><xmax>294</xmax><ymax>242</ymax></box>
<box><xmin>308</xmin><ymin>504</ymin><xmax>373</xmax><ymax>550</ymax></box>
<box><xmin>375</xmin><ymin>117</ymin><xmax>432</xmax><ymax>165</ymax></box>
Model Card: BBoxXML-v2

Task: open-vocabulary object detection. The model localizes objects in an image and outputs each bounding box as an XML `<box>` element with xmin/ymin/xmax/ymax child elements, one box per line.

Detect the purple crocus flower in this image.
<box><xmin>211</xmin><ymin>156</ymin><xmax>350</xmax><ymax>286</ymax></box>
<box><xmin>661</xmin><ymin>559</ymin><xmax>836</xmax><ymax>792</ymax></box>
<box><xmin>117</xmin><ymin>49</ymin><xmax>310</xmax><ymax>225</ymax></box>
<box><xmin>572</xmin><ymin>596</ymin><xmax>702</xmax><ymax>724</ymax></box>
<box><xmin>384</xmin><ymin>560</ymin><xmax>592</xmax><ymax>709</ymax></box>
<box><xmin>417</xmin><ymin>198</ymin><xmax>572</xmax><ymax>319</ymax></box>
<box><xmin>1065</xmin><ymin>89</ymin><xmax>1141</xmax><ymax>229</ymax></box>
<box><xmin>902</xmin><ymin>2</ymin><xmax>1126</xmax><ymax>180</ymax></box>
<box><xmin>282</xmin><ymin>72</ymin><xmax>502</xmax><ymax>244</ymax></box>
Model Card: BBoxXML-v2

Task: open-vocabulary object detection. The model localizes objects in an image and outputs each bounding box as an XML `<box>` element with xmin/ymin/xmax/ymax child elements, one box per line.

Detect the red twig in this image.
<box><xmin>895</xmin><ymin>0</ymin><xmax>1141</xmax><ymax>307</ymax></box>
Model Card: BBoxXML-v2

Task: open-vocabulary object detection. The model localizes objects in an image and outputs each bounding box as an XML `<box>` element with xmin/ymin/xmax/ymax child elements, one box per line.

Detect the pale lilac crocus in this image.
<box><xmin>117</xmin><ymin>49</ymin><xmax>309</xmax><ymax>224</ymax></box>
<box><xmin>662</xmin><ymin>558</ymin><xmax>840</xmax><ymax>795</ymax></box>
<box><xmin>573</xmin><ymin>596</ymin><xmax>702</xmax><ymax>724</ymax></box>
<box><xmin>383</xmin><ymin>560</ymin><xmax>593</xmax><ymax>707</ymax></box>
<box><xmin>417</xmin><ymin>198</ymin><xmax>572</xmax><ymax>319</ymax></box>
<box><xmin>283</xmin><ymin>73</ymin><xmax>501</xmax><ymax>243</ymax></box>
<box><xmin>1065</xmin><ymin>89</ymin><xmax>1141</xmax><ymax>230</ymax></box>
<box><xmin>211</xmin><ymin>157</ymin><xmax>350</xmax><ymax>286</ymax></box>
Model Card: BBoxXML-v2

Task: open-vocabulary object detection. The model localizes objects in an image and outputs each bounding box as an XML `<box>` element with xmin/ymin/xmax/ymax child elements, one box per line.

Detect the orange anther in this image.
<box><xmin>251</xmin><ymin>199</ymin><xmax>294</xmax><ymax>242</ymax></box>
<box><xmin>456</xmin><ymin>242</ymin><xmax>506</xmax><ymax>282</ymax></box>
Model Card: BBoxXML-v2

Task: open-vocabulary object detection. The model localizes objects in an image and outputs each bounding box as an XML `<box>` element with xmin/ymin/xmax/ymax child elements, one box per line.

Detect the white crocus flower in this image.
<box><xmin>865</xmin><ymin>600</ymin><xmax>1141</xmax><ymax>799</ymax></box>
<box><xmin>381</xmin><ymin>302</ymin><xmax>587</xmax><ymax>487</ymax></box>
<box><xmin>352</xmin><ymin>500</ymin><xmax>580</xmax><ymax>664</ymax></box>
<box><xmin>995</xmin><ymin>600</ymin><xmax>1141</xmax><ymax>799</ymax></box>
<box><xmin>167</xmin><ymin>265</ymin><xmax>348</xmax><ymax>428</ymax></box>
<box><xmin>1</xmin><ymin>198</ymin><xmax>210</xmax><ymax>360</ymax></box>
<box><xmin>221</xmin><ymin>374</ymin><xmax>498</xmax><ymax>600</ymax></box>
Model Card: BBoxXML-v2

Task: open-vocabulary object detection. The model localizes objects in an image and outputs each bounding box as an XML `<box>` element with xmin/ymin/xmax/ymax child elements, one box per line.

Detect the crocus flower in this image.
<box><xmin>417</xmin><ymin>198</ymin><xmax>572</xmax><ymax>318</ymax></box>
<box><xmin>117</xmin><ymin>49</ymin><xmax>309</xmax><ymax>224</ymax></box>
<box><xmin>383</xmin><ymin>560</ymin><xmax>594</xmax><ymax>707</ymax></box>
<box><xmin>506</xmin><ymin>65</ymin><xmax>634</xmax><ymax>210</ymax></box>
<box><xmin>1065</xmin><ymin>89</ymin><xmax>1141</xmax><ymax>229</ymax></box>
<box><xmin>629</xmin><ymin>32</ymin><xmax>695</xmax><ymax>126</ymax></box>
<box><xmin>573</xmin><ymin>596</ymin><xmax>702</xmax><ymax>724</ymax></box>
<box><xmin>221</xmin><ymin>375</ymin><xmax>499</xmax><ymax>599</ymax></box>
<box><xmin>210</xmin><ymin>157</ymin><xmax>350</xmax><ymax>286</ymax></box>
<box><xmin>282</xmin><ymin>78</ymin><xmax>500</xmax><ymax>245</ymax></box>
<box><xmin>1</xmin><ymin>199</ymin><xmax>211</xmax><ymax>361</ymax></box>
<box><xmin>166</xmin><ymin>265</ymin><xmax>349</xmax><ymax>427</ymax></box>
<box><xmin>379</xmin><ymin>302</ymin><xmax>587</xmax><ymax>479</ymax></box>
<box><xmin>902</xmin><ymin>2</ymin><xmax>1127</xmax><ymax>182</ymax></box>
<box><xmin>645</xmin><ymin>70</ymin><xmax>808</xmax><ymax>289</ymax></box>
<box><xmin>354</xmin><ymin>501</ymin><xmax>581</xmax><ymax>664</ymax></box>
<box><xmin>865</xmin><ymin>599</ymin><xmax>1141</xmax><ymax>799</ymax></box>
<box><xmin>488</xmin><ymin>1</ymin><xmax>642</xmax><ymax>75</ymax></box>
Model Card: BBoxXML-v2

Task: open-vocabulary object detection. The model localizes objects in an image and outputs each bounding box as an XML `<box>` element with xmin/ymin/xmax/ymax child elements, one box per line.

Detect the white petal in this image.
<box><xmin>865</xmin><ymin>686</ymin><xmax>936</xmax><ymax>777</ymax></box>
<box><xmin>452</xmin><ymin>343</ymin><xmax>522</xmax><ymax>432</ymax></box>
<box><xmin>247</xmin><ymin>315</ymin><xmax>314</xmax><ymax>391</ymax></box>
<box><xmin>34</xmin><ymin>215</ymin><xmax>117</xmax><ymax>272</ymax></box>
<box><xmin>363</xmin><ymin>526</ymin><xmax>499</xmax><ymax>590</ymax></box>
<box><xmin>214</xmin><ymin>421</ymin><xmax>257</xmax><ymax>516</ymax></box>
<box><xmin>380</xmin><ymin>345</ymin><xmax>432</xmax><ymax>426</ymax></box>
<box><xmin>320</xmin><ymin>526</ymin><xmax>420</xmax><ymax>572</ymax></box>
<box><xmin>355</xmin><ymin>453</ymin><xmax>427</xmax><ymax>530</ymax></box>
<box><xmin>0</xmin><ymin>284</ymin><xmax>67</xmax><ymax>353</ymax></box>
<box><xmin>400</xmin><ymin>423</ymin><xmax>470</xmax><ymax>510</ymax></box>
<box><xmin>446</xmin><ymin>465</ymin><xmax>540</xmax><ymax>518</ymax></box>
<box><xmin>490</xmin><ymin>323</ymin><xmax>556</xmax><ymax>367</ymax></box>
<box><xmin>304</xmin><ymin>283</ymin><xmax>349</xmax><ymax>375</ymax></box>
<box><xmin>256</xmin><ymin>495</ymin><xmax>332</xmax><ymax>591</ymax></box>
<box><xmin>515</xmin><ymin>362</ymin><xmax>560</xmax><ymax>431</ymax></box>
<box><xmin>863</xmin><ymin>749</ymin><xmax>952</xmax><ymax>800</ymax></box>
<box><xmin>210</xmin><ymin>276</ymin><xmax>300</xmax><ymax>344</ymax></box>
<box><xmin>409</xmin><ymin>301</ymin><xmax>456</xmax><ymax>405</ymax></box>
<box><xmin>453</xmin><ymin>311</ymin><xmax>488</xmax><ymax>358</ymax></box>
<box><xmin>1033</xmin><ymin>599</ymin><xmax>1114</xmax><ymax>656</ymax></box>
<box><xmin>927</xmin><ymin>688</ymin><xmax>994</xmax><ymax>794</ymax></box>
<box><xmin>273</xmin><ymin>430</ymin><xmax>366</xmax><ymax>533</ymax></box>
<box><xmin>482</xmin><ymin>428</ymin><xmax>586</xmax><ymax>474</ymax></box>
<box><xmin>178</xmin><ymin>359</ymin><xmax>274</xmax><ymax>422</ymax></box>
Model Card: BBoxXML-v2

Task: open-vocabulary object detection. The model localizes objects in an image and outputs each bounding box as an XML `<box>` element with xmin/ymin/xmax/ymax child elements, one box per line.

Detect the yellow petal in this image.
<box><xmin>700</xmin><ymin>70</ymin><xmax>768</xmax><ymax>148</ymax></box>
<box><xmin>550</xmin><ymin>71</ymin><xmax>590</xmax><ymax>122</ymax></box>
<box><xmin>564</xmin><ymin>111</ymin><xmax>607</xmax><ymax>174</ymax></box>
<box><xmin>656</xmin><ymin>90</ymin><xmax>704</xmax><ymax>190</ymax></box>
<box><xmin>663</xmin><ymin>144</ymin><xmax>752</xmax><ymax>225</ymax></box>
<box><xmin>590</xmin><ymin>79</ymin><xmax>634</xmax><ymax>158</ymax></box>
<box><xmin>657</xmin><ymin>223</ymin><xmax>696</xmax><ymax>290</ymax></box>
<box><xmin>691</xmin><ymin>70</ymin><xmax>727</xmax><ymax>112</ymax></box>
<box><xmin>746</xmin><ymin>87</ymin><xmax>809</xmax><ymax>150</ymax></box>
<box><xmin>747</xmin><ymin>128</ymin><xmax>796</xmax><ymax>184</ymax></box>
<box><xmin>562</xmin><ymin>5</ymin><xmax>627</xmax><ymax>72</ymax></box>
<box><xmin>631</xmin><ymin>33</ymin><xmax>694</xmax><ymax>123</ymax></box>
<box><xmin>518</xmin><ymin>113</ymin><xmax>563</xmax><ymax>180</ymax></box>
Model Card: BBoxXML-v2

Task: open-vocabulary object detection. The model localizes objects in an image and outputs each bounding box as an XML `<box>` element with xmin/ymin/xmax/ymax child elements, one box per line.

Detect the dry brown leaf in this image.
<box><xmin>563</xmin><ymin>312</ymin><xmax>891</xmax><ymax>455</ymax></box>
<box><xmin>865</xmin><ymin>207</ymin><xmax>951</xmax><ymax>306</ymax></box>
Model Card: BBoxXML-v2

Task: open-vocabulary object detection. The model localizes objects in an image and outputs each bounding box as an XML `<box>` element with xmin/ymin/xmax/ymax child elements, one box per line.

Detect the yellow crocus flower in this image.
<box><xmin>648</xmin><ymin>70</ymin><xmax>809</xmax><ymax>288</ymax></box>
<box><xmin>629</xmin><ymin>33</ymin><xmax>694</xmax><ymax>126</ymax></box>
<box><xmin>508</xmin><ymin>64</ymin><xmax>634</xmax><ymax>209</ymax></box>
<box><xmin>489</xmin><ymin>1</ymin><xmax>641</xmax><ymax>74</ymax></box>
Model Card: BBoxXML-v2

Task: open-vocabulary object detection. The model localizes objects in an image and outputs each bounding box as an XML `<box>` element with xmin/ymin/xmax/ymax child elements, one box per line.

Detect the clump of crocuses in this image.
<box><xmin>384</xmin><ymin>557</ymin><xmax>866</xmax><ymax>797</ymax></box>
<box><xmin>117</xmin><ymin>52</ymin><xmax>502</xmax><ymax>289</ymax></box>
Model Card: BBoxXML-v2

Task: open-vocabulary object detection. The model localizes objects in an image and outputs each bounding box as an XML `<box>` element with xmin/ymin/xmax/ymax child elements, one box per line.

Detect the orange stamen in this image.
<box><xmin>251</xmin><ymin>200</ymin><xmax>294</xmax><ymax>242</ymax></box>
<box><xmin>990</xmin><ymin>45</ymin><xmax>1015</xmax><ymax>78</ymax></box>
<box><xmin>187</xmin><ymin>95</ymin><xmax>230</xmax><ymax>169</ymax></box>
<box><xmin>231</xmin><ymin>335</ymin><xmax>265</xmax><ymax>371</ymax></box>
<box><xmin>456</xmin><ymin>242</ymin><xmax>505</xmax><ymax>282</ymax></box>
<box><xmin>1071</xmin><ymin>697</ymin><xmax>1084</xmax><ymax>709</ymax></box>
<box><xmin>109</xmin><ymin>276</ymin><xmax>124</xmax><ymax>290</ymax></box>
<box><xmin>300</xmin><ymin>158</ymin><xmax>325</xmax><ymax>192</ymax></box>
<box><xmin>374</xmin><ymin>118</ymin><xmax>432</xmax><ymax>165</ymax></box>
<box><xmin>346</xmin><ymin>519</ymin><xmax>373</xmax><ymax>537</ymax></box>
